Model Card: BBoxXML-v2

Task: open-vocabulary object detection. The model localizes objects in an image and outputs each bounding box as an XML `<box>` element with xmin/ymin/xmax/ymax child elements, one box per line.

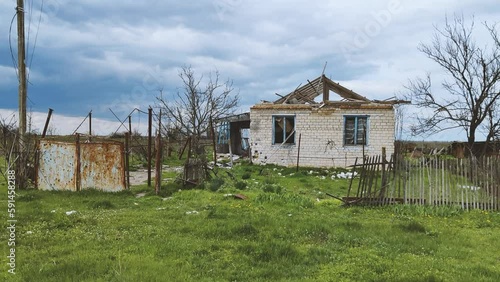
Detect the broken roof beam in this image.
<box><xmin>371</xmin><ymin>99</ymin><xmax>411</xmax><ymax>105</ymax></box>
<box><xmin>307</xmin><ymin>79</ymin><xmax>320</xmax><ymax>97</ymax></box>
<box><xmin>273</xmin><ymin>75</ymin><xmax>372</xmax><ymax>104</ymax></box>
<box><xmin>294</xmin><ymin>89</ymin><xmax>318</xmax><ymax>104</ymax></box>
<box><xmin>323</xmin><ymin>79</ymin><xmax>329</xmax><ymax>102</ymax></box>
<box><xmin>285</xmin><ymin>83</ymin><xmax>302</xmax><ymax>104</ymax></box>
<box><xmin>324</xmin><ymin>76</ymin><xmax>369</xmax><ymax>102</ymax></box>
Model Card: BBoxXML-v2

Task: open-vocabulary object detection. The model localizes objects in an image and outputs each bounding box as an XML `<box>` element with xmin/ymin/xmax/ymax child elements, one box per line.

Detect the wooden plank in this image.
<box><xmin>485</xmin><ymin>157</ymin><xmax>489</xmax><ymax>210</ymax></box>
<box><xmin>428</xmin><ymin>159</ymin><xmax>433</xmax><ymax>206</ymax></box>
<box><xmin>419</xmin><ymin>158</ymin><xmax>424</xmax><ymax>205</ymax></box>
<box><xmin>75</xmin><ymin>133</ymin><xmax>81</xmax><ymax>192</ymax></box>
<box><xmin>404</xmin><ymin>157</ymin><xmax>409</xmax><ymax>204</ymax></box>
<box><xmin>125</xmin><ymin>132</ymin><xmax>130</xmax><ymax>189</ymax></box>
<box><xmin>366</xmin><ymin>155</ymin><xmax>378</xmax><ymax>200</ymax></box>
<box><xmin>380</xmin><ymin>148</ymin><xmax>387</xmax><ymax>202</ymax></box>
<box><xmin>472</xmin><ymin>158</ymin><xmax>477</xmax><ymax>209</ymax></box>
<box><xmin>441</xmin><ymin>159</ymin><xmax>445</xmax><ymax>206</ymax></box>
<box><xmin>154</xmin><ymin>133</ymin><xmax>162</xmax><ymax>195</ymax></box>
<box><xmin>356</xmin><ymin>156</ymin><xmax>367</xmax><ymax>198</ymax></box>
<box><xmin>494</xmin><ymin>157</ymin><xmax>498</xmax><ymax>210</ymax></box>
<box><xmin>347</xmin><ymin>157</ymin><xmax>358</xmax><ymax>198</ymax></box>
<box><xmin>147</xmin><ymin>107</ymin><xmax>152</xmax><ymax>187</ymax></box>
<box><xmin>459</xmin><ymin>159</ymin><xmax>463</xmax><ymax>209</ymax></box>
<box><xmin>296</xmin><ymin>133</ymin><xmax>302</xmax><ymax>172</ymax></box>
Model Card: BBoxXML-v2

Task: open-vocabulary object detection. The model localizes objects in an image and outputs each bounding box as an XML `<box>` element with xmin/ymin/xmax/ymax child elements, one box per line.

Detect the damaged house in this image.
<box><xmin>250</xmin><ymin>75</ymin><xmax>408</xmax><ymax>167</ymax></box>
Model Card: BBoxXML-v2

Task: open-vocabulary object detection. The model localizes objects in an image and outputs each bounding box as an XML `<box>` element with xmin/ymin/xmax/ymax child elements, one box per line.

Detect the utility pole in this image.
<box><xmin>17</xmin><ymin>0</ymin><xmax>27</xmax><ymax>188</ymax></box>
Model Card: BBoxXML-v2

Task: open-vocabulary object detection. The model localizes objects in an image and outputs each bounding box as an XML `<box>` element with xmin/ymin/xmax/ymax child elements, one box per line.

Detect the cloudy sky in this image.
<box><xmin>1</xmin><ymin>0</ymin><xmax>499</xmax><ymax>140</ymax></box>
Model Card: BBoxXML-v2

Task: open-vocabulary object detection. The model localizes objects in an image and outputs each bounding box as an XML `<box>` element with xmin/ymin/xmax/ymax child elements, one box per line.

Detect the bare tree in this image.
<box><xmin>0</xmin><ymin>114</ymin><xmax>18</xmax><ymax>181</ymax></box>
<box><xmin>406</xmin><ymin>15</ymin><xmax>500</xmax><ymax>156</ymax></box>
<box><xmin>156</xmin><ymin>66</ymin><xmax>239</xmax><ymax>155</ymax></box>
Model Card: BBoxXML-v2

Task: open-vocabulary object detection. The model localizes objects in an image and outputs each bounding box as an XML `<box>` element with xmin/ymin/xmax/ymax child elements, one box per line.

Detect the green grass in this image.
<box><xmin>1</xmin><ymin>162</ymin><xmax>500</xmax><ymax>281</ymax></box>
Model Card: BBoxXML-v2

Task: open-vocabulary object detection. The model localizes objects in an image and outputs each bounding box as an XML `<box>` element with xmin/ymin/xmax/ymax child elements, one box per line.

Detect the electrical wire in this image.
<box><xmin>8</xmin><ymin>12</ymin><xmax>19</xmax><ymax>79</ymax></box>
<box><xmin>26</xmin><ymin>0</ymin><xmax>33</xmax><ymax>63</ymax></box>
<box><xmin>27</xmin><ymin>0</ymin><xmax>45</xmax><ymax>82</ymax></box>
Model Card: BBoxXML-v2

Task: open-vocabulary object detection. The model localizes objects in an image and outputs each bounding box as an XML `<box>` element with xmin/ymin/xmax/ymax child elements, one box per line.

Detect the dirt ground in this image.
<box><xmin>129</xmin><ymin>166</ymin><xmax>183</xmax><ymax>186</ymax></box>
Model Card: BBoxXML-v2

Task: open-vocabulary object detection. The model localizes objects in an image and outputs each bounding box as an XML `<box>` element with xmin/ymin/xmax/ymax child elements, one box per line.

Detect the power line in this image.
<box><xmin>27</xmin><ymin>0</ymin><xmax>44</xmax><ymax>83</ymax></box>
<box><xmin>26</xmin><ymin>0</ymin><xmax>33</xmax><ymax>63</ymax></box>
<box><xmin>9</xmin><ymin>12</ymin><xmax>19</xmax><ymax>79</ymax></box>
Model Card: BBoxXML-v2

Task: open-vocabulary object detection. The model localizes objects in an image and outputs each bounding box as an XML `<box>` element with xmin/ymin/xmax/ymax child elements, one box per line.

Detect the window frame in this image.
<box><xmin>343</xmin><ymin>115</ymin><xmax>369</xmax><ymax>146</ymax></box>
<box><xmin>272</xmin><ymin>115</ymin><xmax>296</xmax><ymax>145</ymax></box>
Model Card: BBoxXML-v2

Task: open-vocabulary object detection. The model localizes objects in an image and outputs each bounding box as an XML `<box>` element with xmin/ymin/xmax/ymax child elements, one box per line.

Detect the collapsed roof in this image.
<box><xmin>273</xmin><ymin>75</ymin><xmax>409</xmax><ymax>105</ymax></box>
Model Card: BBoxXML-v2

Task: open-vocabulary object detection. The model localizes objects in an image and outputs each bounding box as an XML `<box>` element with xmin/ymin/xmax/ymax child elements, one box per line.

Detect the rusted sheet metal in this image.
<box><xmin>80</xmin><ymin>142</ymin><xmax>126</xmax><ymax>192</ymax></box>
<box><xmin>37</xmin><ymin>141</ymin><xmax>77</xmax><ymax>191</ymax></box>
<box><xmin>37</xmin><ymin>140</ymin><xmax>126</xmax><ymax>192</ymax></box>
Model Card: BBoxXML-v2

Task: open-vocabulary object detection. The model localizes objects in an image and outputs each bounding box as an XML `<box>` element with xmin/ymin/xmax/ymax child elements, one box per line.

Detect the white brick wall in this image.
<box><xmin>250</xmin><ymin>105</ymin><xmax>395</xmax><ymax>167</ymax></box>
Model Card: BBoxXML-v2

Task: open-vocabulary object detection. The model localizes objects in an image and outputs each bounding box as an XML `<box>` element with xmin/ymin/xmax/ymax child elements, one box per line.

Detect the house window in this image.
<box><xmin>344</xmin><ymin>116</ymin><xmax>368</xmax><ymax>145</ymax></box>
<box><xmin>273</xmin><ymin>115</ymin><xmax>295</xmax><ymax>144</ymax></box>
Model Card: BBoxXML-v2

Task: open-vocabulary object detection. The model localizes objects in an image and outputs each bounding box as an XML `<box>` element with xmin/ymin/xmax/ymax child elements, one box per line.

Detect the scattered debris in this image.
<box><xmin>458</xmin><ymin>185</ymin><xmax>481</xmax><ymax>191</ymax></box>
<box><xmin>162</xmin><ymin>197</ymin><xmax>173</xmax><ymax>201</ymax></box>
<box><xmin>26</xmin><ymin>231</ymin><xmax>33</xmax><ymax>234</ymax></box>
<box><xmin>185</xmin><ymin>211</ymin><xmax>199</xmax><ymax>215</ymax></box>
<box><xmin>135</xmin><ymin>192</ymin><xmax>147</xmax><ymax>198</ymax></box>
<box><xmin>234</xmin><ymin>194</ymin><xmax>247</xmax><ymax>200</ymax></box>
<box><xmin>51</xmin><ymin>210</ymin><xmax>56</xmax><ymax>213</ymax></box>
<box><xmin>156</xmin><ymin>207</ymin><xmax>166</xmax><ymax>210</ymax></box>
<box><xmin>224</xmin><ymin>193</ymin><xmax>247</xmax><ymax>200</ymax></box>
<box><xmin>65</xmin><ymin>210</ymin><xmax>77</xmax><ymax>215</ymax></box>
<box><xmin>333</xmin><ymin>171</ymin><xmax>358</xmax><ymax>179</ymax></box>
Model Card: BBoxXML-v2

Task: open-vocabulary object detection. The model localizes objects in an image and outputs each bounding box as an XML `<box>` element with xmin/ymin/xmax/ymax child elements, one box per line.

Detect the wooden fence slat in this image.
<box><xmin>442</xmin><ymin>159</ymin><xmax>446</xmax><ymax>206</ymax></box>
<box><xmin>347</xmin><ymin>154</ymin><xmax>499</xmax><ymax>211</ymax></box>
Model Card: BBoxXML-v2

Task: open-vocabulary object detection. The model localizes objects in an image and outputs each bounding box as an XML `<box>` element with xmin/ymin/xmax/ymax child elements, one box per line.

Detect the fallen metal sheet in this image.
<box><xmin>37</xmin><ymin>140</ymin><xmax>125</xmax><ymax>192</ymax></box>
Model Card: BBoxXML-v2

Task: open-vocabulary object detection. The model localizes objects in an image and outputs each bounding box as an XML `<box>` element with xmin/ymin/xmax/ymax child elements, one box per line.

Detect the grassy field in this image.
<box><xmin>1</xmin><ymin>161</ymin><xmax>500</xmax><ymax>281</ymax></box>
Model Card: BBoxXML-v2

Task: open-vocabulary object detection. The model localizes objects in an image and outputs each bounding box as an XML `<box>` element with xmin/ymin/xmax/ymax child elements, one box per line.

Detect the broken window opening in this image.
<box><xmin>344</xmin><ymin>116</ymin><xmax>368</xmax><ymax>146</ymax></box>
<box><xmin>217</xmin><ymin>122</ymin><xmax>230</xmax><ymax>144</ymax></box>
<box><xmin>273</xmin><ymin>115</ymin><xmax>295</xmax><ymax>145</ymax></box>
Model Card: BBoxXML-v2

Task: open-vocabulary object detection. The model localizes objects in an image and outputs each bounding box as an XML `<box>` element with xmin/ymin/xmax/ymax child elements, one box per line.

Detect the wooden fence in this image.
<box><xmin>346</xmin><ymin>155</ymin><xmax>500</xmax><ymax>211</ymax></box>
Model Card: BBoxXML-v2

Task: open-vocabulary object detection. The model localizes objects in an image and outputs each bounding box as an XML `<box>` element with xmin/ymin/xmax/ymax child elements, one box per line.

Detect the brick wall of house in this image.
<box><xmin>249</xmin><ymin>104</ymin><xmax>395</xmax><ymax>167</ymax></box>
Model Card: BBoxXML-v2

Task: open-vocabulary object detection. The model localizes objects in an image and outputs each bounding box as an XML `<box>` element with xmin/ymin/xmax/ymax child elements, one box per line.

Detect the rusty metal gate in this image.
<box><xmin>36</xmin><ymin>138</ymin><xmax>126</xmax><ymax>192</ymax></box>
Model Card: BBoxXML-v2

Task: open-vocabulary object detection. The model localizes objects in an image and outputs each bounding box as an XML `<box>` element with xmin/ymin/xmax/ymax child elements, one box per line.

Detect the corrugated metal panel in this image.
<box><xmin>37</xmin><ymin>140</ymin><xmax>126</xmax><ymax>192</ymax></box>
